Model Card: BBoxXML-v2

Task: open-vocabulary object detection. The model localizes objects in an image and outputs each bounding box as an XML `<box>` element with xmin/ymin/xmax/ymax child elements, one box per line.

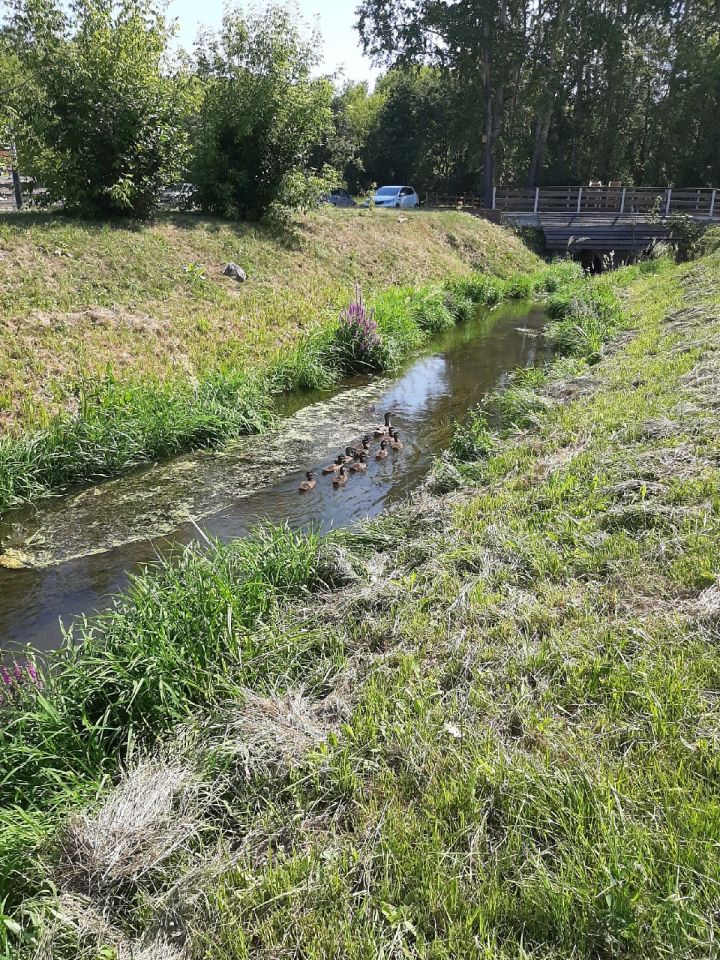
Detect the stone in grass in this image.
<box><xmin>223</xmin><ymin>263</ymin><xmax>247</xmax><ymax>282</ymax></box>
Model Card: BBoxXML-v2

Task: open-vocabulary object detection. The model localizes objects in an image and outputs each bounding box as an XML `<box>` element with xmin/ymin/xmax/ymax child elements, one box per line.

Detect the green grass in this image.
<box><xmin>0</xmin><ymin>209</ymin><xmax>542</xmax><ymax>516</ymax></box>
<box><xmin>4</xmin><ymin>249</ymin><xmax>720</xmax><ymax>958</ymax></box>
<box><xmin>0</xmin><ymin>258</ymin><xmax>573</xmax><ymax>516</ymax></box>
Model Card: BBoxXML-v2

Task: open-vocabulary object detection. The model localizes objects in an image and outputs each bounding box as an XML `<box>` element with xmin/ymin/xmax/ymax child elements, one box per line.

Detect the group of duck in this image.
<box><xmin>299</xmin><ymin>412</ymin><xmax>403</xmax><ymax>492</ymax></box>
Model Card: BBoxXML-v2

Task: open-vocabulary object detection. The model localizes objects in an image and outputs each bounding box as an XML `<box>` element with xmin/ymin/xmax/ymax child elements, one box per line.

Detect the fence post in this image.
<box><xmin>665</xmin><ymin>188</ymin><xmax>672</xmax><ymax>216</ymax></box>
<box><xmin>619</xmin><ymin>187</ymin><xmax>626</xmax><ymax>214</ymax></box>
<box><xmin>710</xmin><ymin>189</ymin><xmax>716</xmax><ymax>218</ymax></box>
<box><xmin>10</xmin><ymin>143</ymin><xmax>22</xmax><ymax>210</ymax></box>
<box><xmin>576</xmin><ymin>187</ymin><xmax>583</xmax><ymax>213</ymax></box>
<box><xmin>533</xmin><ymin>187</ymin><xmax>539</xmax><ymax>214</ymax></box>
<box><xmin>491</xmin><ymin>186</ymin><xmax>496</xmax><ymax>210</ymax></box>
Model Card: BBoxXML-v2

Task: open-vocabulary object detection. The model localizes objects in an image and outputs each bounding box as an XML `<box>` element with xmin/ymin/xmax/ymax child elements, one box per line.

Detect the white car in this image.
<box><xmin>373</xmin><ymin>185</ymin><xmax>420</xmax><ymax>209</ymax></box>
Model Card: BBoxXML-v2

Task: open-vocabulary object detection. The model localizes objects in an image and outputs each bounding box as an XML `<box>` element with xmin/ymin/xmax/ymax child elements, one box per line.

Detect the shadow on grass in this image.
<box><xmin>0</xmin><ymin>209</ymin><xmax>306</xmax><ymax>249</ymax></box>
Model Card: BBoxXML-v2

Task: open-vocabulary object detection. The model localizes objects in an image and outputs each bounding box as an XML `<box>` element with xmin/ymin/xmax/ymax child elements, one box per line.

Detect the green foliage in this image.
<box><xmin>450</xmin><ymin>407</ymin><xmax>494</xmax><ymax>461</ymax></box>
<box><xmin>10</xmin><ymin>0</ymin><xmax>192</xmax><ymax>218</ymax></box>
<box><xmin>546</xmin><ymin>279</ymin><xmax>624</xmax><ymax>364</ymax></box>
<box><xmin>188</xmin><ymin>4</ymin><xmax>334</xmax><ymax>221</ymax></box>
<box><xmin>0</xmin><ymin>371</ymin><xmax>272</xmax><ymax>510</ymax></box>
<box><xmin>446</xmin><ymin>274</ymin><xmax>504</xmax><ymax>306</ymax></box>
<box><xmin>408</xmin><ymin>286</ymin><xmax>455</xmax><ymax>333</ymax></box>
<box><xmin>355</xmin><ymin>2</ymin><xmax>720</xmax><ymax>190</ymax></box>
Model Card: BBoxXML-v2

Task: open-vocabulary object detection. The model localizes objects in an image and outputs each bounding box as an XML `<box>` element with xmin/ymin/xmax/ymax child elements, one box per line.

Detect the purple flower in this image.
<box><xmin>1</xmin><ymin>666</ymin><xmax>12</xmax><ymax>687</ymax></box>
<box><xmin>26</xmin><ymin>662</ymin><xmax>38</xmax><ymax>683</ymax></box>
<box><xmin>13</xmin><ymin>662</ymin><xmax>23</xmax><ymax>683</ymax></box>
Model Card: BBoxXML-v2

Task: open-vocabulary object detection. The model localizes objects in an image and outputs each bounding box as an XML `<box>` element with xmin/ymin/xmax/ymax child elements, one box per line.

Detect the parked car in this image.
<box><xmin>372</xmin><ymin>185</ymin><xmax>420</xmax><ymax>209</ymax></box>
<box><xmin>322</xmin><ymin>188</ymin><xmax>356</xmax><ymax>208</ymax></box>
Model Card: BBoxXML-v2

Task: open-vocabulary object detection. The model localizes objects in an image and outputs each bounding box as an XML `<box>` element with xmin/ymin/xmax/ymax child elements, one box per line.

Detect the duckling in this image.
<box><xmin>340</xmin><ymin>446</ymin><xmax>355</xmax><ymax>464</ymax></box>
<box><xmin>375</xmin><ymin>439</ymin><xmax>389</xmax><ymax>460</ymax></box>
<box><xmin>373</xmin><ymin>411</ymin><xmax>392</xmax><ymax>439</ymax></box>
<box><xmin>322</xmin><ymin>454</ymin><xmax>344</xmax><ymax>475</ymax></box>
<box><xmin>388</xmin><ymin>428</ymin><xmax>403</xmax><ymax>451</ymax></box>
<box><xmin>349</xmin><ymin>454</ymin><xmax>368</xmax><ymax>473</ymax></box>
<box><xmin>298</xmin><ymin>470</ymin><xmax>316</xmax><ymax>493</ymax></box>
<box><xmin>332</xmin><ymin>465</ymin><xmax>348</xmax><ymax>488</ymax></box>
<box><xmin>351</xmin><ymin>435</ymin><xmax>372</xmax><ymax>457</ymax></box>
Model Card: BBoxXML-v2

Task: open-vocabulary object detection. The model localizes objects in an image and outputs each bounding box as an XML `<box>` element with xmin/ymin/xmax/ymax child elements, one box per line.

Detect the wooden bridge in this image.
<box><xmin>426</xmin><ymin>186</ymin><xmax>719</xmax><ymax>252</ymax></box>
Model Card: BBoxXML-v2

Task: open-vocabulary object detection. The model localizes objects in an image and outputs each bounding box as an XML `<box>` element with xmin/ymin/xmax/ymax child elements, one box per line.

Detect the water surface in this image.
<box><xmin>0</xmin><ymin>302</ymin><xmax>548</xmax><ymax>653</ymax></box>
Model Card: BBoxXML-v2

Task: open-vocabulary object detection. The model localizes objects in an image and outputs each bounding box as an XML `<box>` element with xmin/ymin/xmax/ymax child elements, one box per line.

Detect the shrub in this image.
<box><xmin>188</xmin><ymin>4</ymin><xmax>334</xmax><ymax>221</ymax></box>
<box><xmin>447</xmin><ymin>275</ymin><xmax>504</xmax><ymax>306</ymax></box>
<box><xmin>11</xmin><ymin>0</ymin><xmax>191</xmax><ymax>218</ymax></box>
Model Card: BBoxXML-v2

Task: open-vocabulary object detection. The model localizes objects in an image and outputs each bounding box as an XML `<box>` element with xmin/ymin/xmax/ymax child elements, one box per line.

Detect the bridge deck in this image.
<box><xmin>540</xmin><ymin>214</ymin><xmax>671</xmax><ymax>251</ymax></box>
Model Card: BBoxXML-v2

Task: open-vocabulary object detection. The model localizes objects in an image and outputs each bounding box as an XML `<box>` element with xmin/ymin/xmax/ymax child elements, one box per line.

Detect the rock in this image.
<box><xmin>0</xmin><ymin>548</ymin><xmax>33</xmax><ymax>570</ymax></box>
<box><xmin>223</xmin><ymin>263</ymin><xmax>247</xmax><ymax>282</ymax></box>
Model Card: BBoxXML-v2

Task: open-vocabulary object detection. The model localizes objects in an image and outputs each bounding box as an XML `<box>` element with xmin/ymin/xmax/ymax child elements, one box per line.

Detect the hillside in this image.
<box><xmin>0</xmin><ymin>208</ymin><xmax>538</xmax><ymax>432</ymax></box>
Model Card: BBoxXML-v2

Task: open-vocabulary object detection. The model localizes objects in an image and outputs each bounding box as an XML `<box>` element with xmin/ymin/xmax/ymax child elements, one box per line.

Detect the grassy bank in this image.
<box><xmin>4</xmin><ymin>247</ymin><xmax>720</xmax><ymax>957</ymax></box>
<box><xmin>0</xmin><ymin>208</ymin><xmax>540</xmax><ymax>515</ymax></box>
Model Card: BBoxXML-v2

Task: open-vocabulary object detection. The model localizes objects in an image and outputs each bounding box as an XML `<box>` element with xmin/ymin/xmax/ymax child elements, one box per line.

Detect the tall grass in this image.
<box><xmin>0</xmin><ymin>262</ymin><xmax>580</xmax><ymax>516</ymax></box>
<box><xmin>0</xmin><ymin>525</ymin><xmax>330</xmax><ymax>918</ymax></box>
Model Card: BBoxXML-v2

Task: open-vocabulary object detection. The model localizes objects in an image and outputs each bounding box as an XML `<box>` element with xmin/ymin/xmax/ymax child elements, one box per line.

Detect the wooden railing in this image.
<box><xmin>426</xmin><ymin>186</ymin><xmax>719</xmax><ymax>217</ymax></box>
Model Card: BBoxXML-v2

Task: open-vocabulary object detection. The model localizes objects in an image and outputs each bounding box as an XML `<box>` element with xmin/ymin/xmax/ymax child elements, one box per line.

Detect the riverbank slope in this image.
<box><xmin>3</xmin><ymin>248</ymin><xmax>720</xmax><ymax>957</ymax></box>
<box><xmin>0</xmin><ymin>209</ymin><xmax>540</xmax><ymax>513</ymax></box>
<box><xmin>0</xmin><ymin>208</ymin><xmax>537</xmax><ymax>432</ymax></box>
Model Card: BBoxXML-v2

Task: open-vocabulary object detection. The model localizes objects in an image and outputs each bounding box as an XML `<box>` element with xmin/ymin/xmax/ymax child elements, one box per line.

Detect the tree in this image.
<box><xmin>188</xmin><ymin>4</ymin><xmax>335</xmax><ymax>221</ymax></box>
<box><xmin>357</xmin><ymin>0</ymin><xmax>530</xmax><ymax>202</ymax></box>
<box><xmin>8</xmin><ymin>0</ymin><xmax>192</xmax><ymax>218</ymax></box>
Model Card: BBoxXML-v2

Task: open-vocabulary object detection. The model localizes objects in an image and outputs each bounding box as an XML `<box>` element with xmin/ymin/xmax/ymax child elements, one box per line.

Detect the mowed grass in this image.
<box><xmin>3</xmin><ymin>250</ymin><xmax>720</xmax><ymax>958</ymax></box>
<box><xmin>0</xmin><ymin>208</ymin><xmax>538</xmax><ymax>431</ymax></box>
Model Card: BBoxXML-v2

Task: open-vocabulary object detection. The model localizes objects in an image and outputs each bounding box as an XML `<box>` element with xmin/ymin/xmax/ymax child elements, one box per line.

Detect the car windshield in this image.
<box><xmin>375</xmin><ymin>187</ymin><xmax>400</xmax><ymax>197</ymax></box>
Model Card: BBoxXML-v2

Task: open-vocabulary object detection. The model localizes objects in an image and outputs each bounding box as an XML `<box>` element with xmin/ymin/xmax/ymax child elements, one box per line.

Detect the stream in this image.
<box><xmin>0</xmin><ymin>302</ymin><xmax>549</xmax><ymax>654</ymax></box>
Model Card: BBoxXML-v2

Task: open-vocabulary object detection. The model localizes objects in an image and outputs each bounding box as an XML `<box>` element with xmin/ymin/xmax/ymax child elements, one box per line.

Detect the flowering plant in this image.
<box><xmin>1</xmin><ymin>660</ymin><xmax>41</xmax><ymax>705</ymax></box>
<box><xmin>335</xmin><ymin>286</ymin><xmax>385</xmax><ymax>373</ymax></box>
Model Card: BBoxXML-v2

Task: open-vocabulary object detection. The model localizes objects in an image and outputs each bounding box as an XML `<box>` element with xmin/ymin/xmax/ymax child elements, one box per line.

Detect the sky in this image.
<box><xmin>166</xmin><ymin>0</ymin><xmax>381</xmax><ymax>85</ymax></box>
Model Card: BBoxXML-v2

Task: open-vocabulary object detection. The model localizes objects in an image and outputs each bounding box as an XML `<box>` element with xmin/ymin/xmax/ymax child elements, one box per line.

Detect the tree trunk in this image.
<box><xmin>10</xmin><ymin>144</ymin><xmax>22</xmax><ymax>210</ymax></box>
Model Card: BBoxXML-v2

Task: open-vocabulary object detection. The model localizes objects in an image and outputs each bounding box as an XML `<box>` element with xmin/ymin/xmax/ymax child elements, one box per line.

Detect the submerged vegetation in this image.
<box><xmin>3</xmin><ymin>244</ymin><xmax>720</xmax><ymax>957</ymax></box>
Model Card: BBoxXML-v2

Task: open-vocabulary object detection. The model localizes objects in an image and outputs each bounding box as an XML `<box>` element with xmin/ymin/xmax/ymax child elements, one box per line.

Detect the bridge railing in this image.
<box><xmin>426</xmin><ymin>186</ymin><xmax>718</xmax><ymax>217</ymax></box>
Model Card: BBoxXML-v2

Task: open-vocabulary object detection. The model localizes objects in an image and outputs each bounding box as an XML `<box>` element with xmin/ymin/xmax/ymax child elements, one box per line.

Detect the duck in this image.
<box><xmin>388</xmin><ymin>429</ymin><xmax>403</xmax><ymax>451</ymax></box>
<box><xmin>332</xmin><ymin>466</ymin><xmax>348</xmax><ymax>488</ymax></box>
<box><xmin>351</xmin><ymin>435</ymin><xmax>372</xmax><ymax>457</ymax></box>
<box><xmin>375</xmin><ymin>439</ymin><xmax>389</xmax><ymax>460</ymax></box>
<box><xmin>340</xmin><ymin>446</ymin><xmax>355</xmax><ymax>464</ymax></box>
<box><xmin>349</xmin><ymin>454</ymin><xmax>368</xmax><ymax>473</ymax></box>
<box><xmin>322</xmin><ymin>454</ymin><xmax>345</xmax><ymax>475</ymax></box>
<box><xmin>298</xmin><ymin>470</ymin><xmax>316</xmax><ymax>493</ymax></box>
<box><xmin>373</xmin><ymin>411</ymin><xmax>393</xmax><ymax>439</ymax></box>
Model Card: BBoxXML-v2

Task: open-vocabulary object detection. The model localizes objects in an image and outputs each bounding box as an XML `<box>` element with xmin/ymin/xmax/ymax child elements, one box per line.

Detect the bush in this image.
<box><xmin>333</xmin><ymin>287</ymin><xmax>386</xmax><ymax>373</ymax></box>
<box><xmin>188</xmin><ymin>4</ymin><xmax>334</xmax><ymax>221</ymax></box>
<box><xmin>11</xmin><ymin>0</ymin><xmax>191</xmax><ymax>218</ymax></box>
<box><xmin>447</xmin><ymin>275</ymin><xmax>504</xmax><ymax>306</ymax></box>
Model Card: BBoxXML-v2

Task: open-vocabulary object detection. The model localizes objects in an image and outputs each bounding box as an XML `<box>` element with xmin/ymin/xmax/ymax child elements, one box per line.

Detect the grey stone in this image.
<box><xmin>223</xmin><ymin>263</ymin><xmax>247</xmax><ymax>282</ymax></box>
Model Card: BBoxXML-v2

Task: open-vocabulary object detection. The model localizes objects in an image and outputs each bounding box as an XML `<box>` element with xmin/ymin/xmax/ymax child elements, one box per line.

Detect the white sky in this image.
<box><xmin>166</xmin><ymin>0</ymin><xmax>381</xmax><ymax>84</ymax></box>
